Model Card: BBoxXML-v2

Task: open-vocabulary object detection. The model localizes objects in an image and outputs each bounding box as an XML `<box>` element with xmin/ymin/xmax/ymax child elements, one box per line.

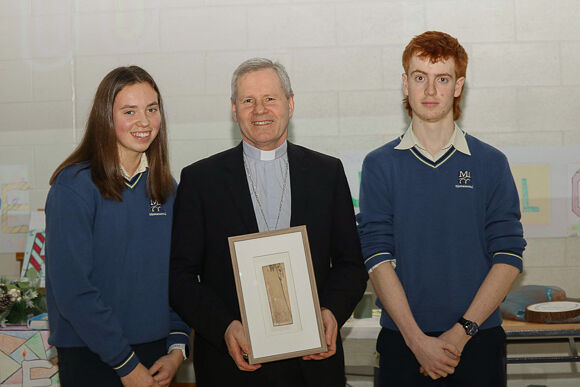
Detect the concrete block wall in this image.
<box><xmin>0</xmin><ymin>0</ymin><xmax>579</xmax><ymax>384</ymax></box>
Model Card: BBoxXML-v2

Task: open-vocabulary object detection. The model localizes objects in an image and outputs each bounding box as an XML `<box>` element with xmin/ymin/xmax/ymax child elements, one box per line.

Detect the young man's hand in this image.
<box><xmin>439</xmin><ymin>323</ymin><xmax>470</xmax><ymax>354</ymax></box>
<box><xmin>409</xmin><ymin>334</ymin><xmax>460</xmax><ymax>379</ymax></box>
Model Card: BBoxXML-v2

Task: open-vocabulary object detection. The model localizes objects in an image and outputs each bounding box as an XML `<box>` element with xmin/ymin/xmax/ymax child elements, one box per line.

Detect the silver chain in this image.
<box><xmin>243</xmin><ymin>155</ymin><xmax>289</xmax><ymax>231</ymax></box>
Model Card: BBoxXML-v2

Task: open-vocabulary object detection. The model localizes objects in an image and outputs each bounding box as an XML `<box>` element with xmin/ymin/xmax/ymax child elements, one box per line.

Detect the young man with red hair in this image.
<box><xmin>357</xmin><ymin>31</ymin><xmax>526</xmax><ymax>386</ymax></box>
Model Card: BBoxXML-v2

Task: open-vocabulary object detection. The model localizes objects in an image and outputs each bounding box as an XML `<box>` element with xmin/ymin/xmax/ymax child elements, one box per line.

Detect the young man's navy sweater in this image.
<box><xmin>45</xmin><ymin>163</ymin><xmax>189</xmax><ymax>377</ymax></box>
<box><xmin>357</xmin><ymin>133</ymin><xmax>526</xmax><ymax>332</ymax></box>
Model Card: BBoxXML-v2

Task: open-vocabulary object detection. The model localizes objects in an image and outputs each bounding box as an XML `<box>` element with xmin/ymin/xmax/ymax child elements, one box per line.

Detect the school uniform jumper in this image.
<box><xmin>45</xmin><ymin>163</ymin><xmax>189</xmax><ymax>379</ymax></box>
<box><xmin>357</xmin><ymin>132</ymin><xmax>526</xmax><ymax>386</ymax></box>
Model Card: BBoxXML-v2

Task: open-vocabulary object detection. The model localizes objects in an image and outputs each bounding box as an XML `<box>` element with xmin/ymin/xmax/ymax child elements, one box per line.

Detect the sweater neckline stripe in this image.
<box><xmin>124</xmin><ymin>172</ymin><xmax>143</xmax><ymax>189</ymax></box>
<box><xmin>409</xmin><ymin>147</ymin><xmax>456</xmax><ymax>169</ymax></box>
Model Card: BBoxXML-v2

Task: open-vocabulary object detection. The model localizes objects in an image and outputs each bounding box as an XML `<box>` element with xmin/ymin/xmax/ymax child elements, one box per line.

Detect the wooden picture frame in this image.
<box><xmin>228</xmin><ymin>225</ymin><xmax>327</xmax><ymax>364</ymax></box>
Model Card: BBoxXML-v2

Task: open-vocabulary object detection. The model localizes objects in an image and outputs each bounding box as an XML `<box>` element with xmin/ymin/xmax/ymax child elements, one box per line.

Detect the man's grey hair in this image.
<box><xmin>231</xmin><ymin>58</ymin><xmax>293</xmax><ymax>101</ymax></box>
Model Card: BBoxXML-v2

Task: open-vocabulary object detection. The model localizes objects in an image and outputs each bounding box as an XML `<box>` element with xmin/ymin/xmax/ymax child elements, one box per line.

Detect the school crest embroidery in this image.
<box><xmin>149</xmin><ymin>200</ymin><xmax>167</xmax><ymax>216</ymax></box>
<box><xmin>455</xmin><ymin>170</ymin><xmax>474</xmax><ymax>189</ymax></box>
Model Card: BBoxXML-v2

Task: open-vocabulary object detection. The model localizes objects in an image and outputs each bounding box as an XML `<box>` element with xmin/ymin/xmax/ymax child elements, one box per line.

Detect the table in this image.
<box><xmin>502</xmin><ymin>319</ymin><xmax>580</xmax><ymax>364</ymax></box>
<box><xmin>341</xmin><ymin>315</ymin><xmax>380</xmax><ymax>341</ymax></box>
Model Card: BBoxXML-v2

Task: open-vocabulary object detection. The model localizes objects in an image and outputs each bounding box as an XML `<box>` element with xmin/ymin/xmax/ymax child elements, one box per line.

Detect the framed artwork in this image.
<box><xmin>228</xmin><ymin>225</ymin><xmax>327</xmax><ymax>364</ymax></box>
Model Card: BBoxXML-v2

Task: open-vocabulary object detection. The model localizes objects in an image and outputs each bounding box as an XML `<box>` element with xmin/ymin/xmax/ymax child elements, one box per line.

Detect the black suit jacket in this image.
<box><xmin>170</xmin><ymin>142</ymin><xmax>367</xmax><ymax>386</ymax></box>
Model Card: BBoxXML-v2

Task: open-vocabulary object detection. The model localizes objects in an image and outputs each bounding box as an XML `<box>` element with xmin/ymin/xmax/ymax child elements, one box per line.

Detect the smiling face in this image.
<box><xmin>231</xmin><ymin>68</ymin><xmax>294</xmax><ymax>151</ymax></box>
<box><xmin>402</xmin><ymin>54</ymin><xmax>465</xmax><ymax>125</ymax></box>
<box><xmin>112</xmin><ymin>82</ymin><xmax>161</xmax><ymax>166</ymax></box>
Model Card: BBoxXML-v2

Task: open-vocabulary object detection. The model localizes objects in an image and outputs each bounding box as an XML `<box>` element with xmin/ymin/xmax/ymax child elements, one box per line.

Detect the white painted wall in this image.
<box><xmin>1</xmin><ymin>0</ymin><xmax>579</xmax><ymax>383</ymax></box>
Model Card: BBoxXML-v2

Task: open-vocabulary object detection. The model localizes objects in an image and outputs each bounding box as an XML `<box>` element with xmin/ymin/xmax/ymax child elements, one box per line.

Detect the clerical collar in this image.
<box><xmin>242</xmin><ymin>141</ymin><xmax>288</xmax><ymax>161</ymax></box>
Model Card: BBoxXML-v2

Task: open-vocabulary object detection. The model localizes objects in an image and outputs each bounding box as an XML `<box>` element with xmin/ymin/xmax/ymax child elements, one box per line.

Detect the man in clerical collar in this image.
<box><xmin>357</xmin><ymin>31</ymin><xmax>526</xmax><ymax>387</ymax></box>
<box><xmin>169</xmin><ymin>57</ymin><xmax>368</xmax><ymax>387</ymax></box>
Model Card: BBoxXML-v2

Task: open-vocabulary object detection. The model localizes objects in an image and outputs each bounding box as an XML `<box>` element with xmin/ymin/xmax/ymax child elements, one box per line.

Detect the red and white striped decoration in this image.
<box><xmin>26</xmin><ymin>232</ymin><xmax>45</xmax><ymax>273</ymax></box>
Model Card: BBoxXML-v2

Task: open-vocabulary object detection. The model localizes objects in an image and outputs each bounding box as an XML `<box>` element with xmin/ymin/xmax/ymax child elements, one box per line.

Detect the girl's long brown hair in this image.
<box><xmin>50</xmin><ymin>66</ymin><xmax>174</xmax><ymax>203</ymax></box>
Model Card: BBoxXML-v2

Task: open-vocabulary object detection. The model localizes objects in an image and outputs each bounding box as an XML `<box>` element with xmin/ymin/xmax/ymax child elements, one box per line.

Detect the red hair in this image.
<box><xmin>402</xmin><ymin>31</ymin><xmax>468</xmax><ymax>121</ymax></box>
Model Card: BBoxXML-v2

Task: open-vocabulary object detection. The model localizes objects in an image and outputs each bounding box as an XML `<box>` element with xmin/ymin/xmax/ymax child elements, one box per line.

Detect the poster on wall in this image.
<box><xmin>340</xmin><ymin>146</ymin><xmax>580</xmax><ymax>239</ymax></box>
<box><xmin>503</xmin><ymin>146</ymin><xmax>580</xmax><ymax>238</ymax></box>
<box><xmin>510</xmin><ymin>164</ymin><xmax>551</xmax><ymax>226</ymax></box>
<box><xmin>0</xmin><ymin>165</ymin><xmax>30</xmax><ymax>253</ymax></box>
<box><xmin>0</xmin><ymin>329</ymin><xmax>59</xmax><ymax>386</ymax></box>
<box><xmin>568</xmin><ymin>163</ymin><xmax>580</xmax><ymax>237</ymax></box>
<box><xmin>339</xmin><ymin>151</ymin><xmax>367</xmax><ymax>214</ymax></box>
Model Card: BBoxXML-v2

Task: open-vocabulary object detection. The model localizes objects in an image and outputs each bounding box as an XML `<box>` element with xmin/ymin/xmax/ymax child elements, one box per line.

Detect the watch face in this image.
<box><xmin>459</xmin><ymin>318</ymin><xmax>479</xmax><ymax>336</ymax></box>
<box><xmin>466</xmin><ymin>323</ymin><xmax>478</xmax><ymax>336</ymax></box>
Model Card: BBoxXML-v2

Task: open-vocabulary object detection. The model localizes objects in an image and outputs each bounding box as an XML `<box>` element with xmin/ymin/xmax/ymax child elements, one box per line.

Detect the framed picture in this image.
<box><xmin>228</xmin><ymin>225</ymin><xmax>327</xmax><ymax>364</ymax></box>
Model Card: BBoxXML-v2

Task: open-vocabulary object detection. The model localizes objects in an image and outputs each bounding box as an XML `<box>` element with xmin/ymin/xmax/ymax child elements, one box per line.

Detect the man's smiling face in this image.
<box><xmin>232</xmin><ymin>68</ymin><xmax>294</xmax><ymax>151</ymax></box>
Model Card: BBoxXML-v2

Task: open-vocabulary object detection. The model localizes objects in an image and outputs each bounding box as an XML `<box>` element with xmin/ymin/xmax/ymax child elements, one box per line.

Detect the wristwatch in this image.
<box><xmin>458</xmin><ymin>317</ymin><xmax>479</xmax><ymax>336</ymax></box>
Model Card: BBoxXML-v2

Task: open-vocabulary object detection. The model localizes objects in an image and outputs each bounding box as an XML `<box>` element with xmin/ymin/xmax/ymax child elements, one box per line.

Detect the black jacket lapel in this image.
<box><xmin>288</xmin><ymin>142</ymin><xmax>310</xmax><ymax>227</ymax></box>
<box><xmin>224</xmin><ymin>143</ymin><xmax>259</xmax><ymax>233</ymax></box>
